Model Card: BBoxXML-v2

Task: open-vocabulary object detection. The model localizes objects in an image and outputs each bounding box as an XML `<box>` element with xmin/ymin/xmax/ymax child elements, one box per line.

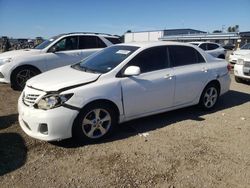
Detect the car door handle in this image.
<box><xmin>164</xmin><ymin>74</ymin><xmax>174</xmax><ymax>79</ymax></box>
<box><xmin>201</xmin><ymin>67</ymin><xmax>208</xmax><ymax>72</ymax></box>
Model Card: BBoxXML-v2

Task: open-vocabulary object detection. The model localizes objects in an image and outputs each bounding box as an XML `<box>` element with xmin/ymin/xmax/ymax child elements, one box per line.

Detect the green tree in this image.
<box><xmin>227</xmin><ymin>25</ymin><xmax>240</xmax><ymax>32</ymax></box>
<box><xmin>213</xmin><ymin>30</ymin><xmax>222</xmax><ymax>33</ymax></box>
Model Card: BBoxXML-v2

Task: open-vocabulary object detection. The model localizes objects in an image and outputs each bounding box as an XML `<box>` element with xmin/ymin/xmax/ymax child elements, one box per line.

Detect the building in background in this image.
<box><xmin>124</xmin><ymin>29</ymin><xmax>206</xmax><ymax>43</ymax></box>
<box><xmin>125</xmin><ymin>29</ymin><xmax>250</xmax><ymax>49</ymax></box>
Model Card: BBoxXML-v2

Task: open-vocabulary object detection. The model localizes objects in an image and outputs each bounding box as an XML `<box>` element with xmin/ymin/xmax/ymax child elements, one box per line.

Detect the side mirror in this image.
<box><xmin>123</xmin><ymin>66</ymin><xmax>141</xmax><ymax>76</ymax></box>
<box><xmin>49</xmin><ymin>46</ymin><xmax>57</xmax><ymax>53</ymax></box>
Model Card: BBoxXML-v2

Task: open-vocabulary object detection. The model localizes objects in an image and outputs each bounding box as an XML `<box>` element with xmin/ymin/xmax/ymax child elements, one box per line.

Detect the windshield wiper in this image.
<box><xmin>72</xmin><ymin>64</ymin><xmax>101</xmax><ymax>74</ymax></box>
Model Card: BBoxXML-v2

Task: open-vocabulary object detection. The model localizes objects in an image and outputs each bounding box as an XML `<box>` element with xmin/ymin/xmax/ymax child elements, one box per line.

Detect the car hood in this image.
<box><xmin>26</xmin><ymin>66</ymin><xmax>101</xmax><ymax>92</ymax></box>
<box><xmin>234</xmin><ymin>49</ymin><xmax>250</xmax><ymax>56</ymax></box>
<box><xmin>0</xmin><ymin>49</ymin><xmax>42</xmax><ymax>59</ymax></box>
<box><xmin>241</xmin><ymin>53</ymin><xmax>250</xmax><ymax>61</ymax></box>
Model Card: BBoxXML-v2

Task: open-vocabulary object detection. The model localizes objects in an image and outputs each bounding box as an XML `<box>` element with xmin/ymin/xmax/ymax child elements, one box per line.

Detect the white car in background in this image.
<box><xmin>18</xmin><ymin>42</ymin><xmax>231</xmax><ymax>142</ymax></box>
<box><xmin>0</xmin><ymin>32</ymin><xmax>121</xmax><ymax>90</ymax></box>
<box><xmin>229</xmin><ymin>43</ymin><xmax>250</xmax><ymax>64</ymax></box>
<box><xmin>234</xmin><ymin>54</ymin><xmax>250</xmax><ymax>83</ymax></box>
<box><xmin>190</xmin><ymin>42</ymin><xmax>226</xmax><ymax>59</ymax></box>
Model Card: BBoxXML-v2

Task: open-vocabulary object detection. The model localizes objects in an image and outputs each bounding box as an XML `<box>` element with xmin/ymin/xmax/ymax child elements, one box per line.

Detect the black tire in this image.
<box><xmin>11</xmin><ymin>66</ymin><xmax>40</xmax><ymax>91</ymax></box>
<box><xmin>199</xmin><ymin>83</ymin><xmax>219</xmax><ymax>110</ymax></box>
<box><xmin>235</xmin><ymin>76</ymin><xmax>242</xmax><ymax>83</ymax></box>
<box><xmin>72</xmin><ymin>102</ymin><xmax>118</xmax><ymax>143</ymax></box>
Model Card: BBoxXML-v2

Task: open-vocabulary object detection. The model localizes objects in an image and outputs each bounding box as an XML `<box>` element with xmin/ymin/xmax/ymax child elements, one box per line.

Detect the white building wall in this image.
<box><xmin>124</xmin><ymin>31</ymin><xmax>163</xmax><ymax>43</ymax></box>
<box><xmin>148</xmin><ymin>31</ymin><xmax>163</xmax><ymax>41</ymax></box>
<box><xmin>124</xmin><ymin>33</ymin><xmax>133</xmax><ymax>43</ymax></box>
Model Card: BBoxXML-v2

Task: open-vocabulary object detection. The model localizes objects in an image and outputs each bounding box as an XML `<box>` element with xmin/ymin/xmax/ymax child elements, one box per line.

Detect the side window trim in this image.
<box><xmin>195</xmin><ymin>50</ymin><xmax>206</xmax><ymax>64</ymax></box>
<box><xmin>166</xmin><ymin>46</ymin><xmax>171</xmax><ymax>68</ymax></box>
<box><xmin>75</xmin><ymin>36</ymin><xmax>80</xmax><ymax>50</ymax></box>
<box><xmin>96</xmin><ymin>36</ymin><xmax>107</xmax><ymax>48</ymax></box>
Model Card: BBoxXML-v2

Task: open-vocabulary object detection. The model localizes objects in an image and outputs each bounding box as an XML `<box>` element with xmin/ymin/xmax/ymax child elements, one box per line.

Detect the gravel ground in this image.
<box><xmin>0</xmin><ymin>74</ymin><xmax>250</xmax><ymax>188</ymax></box>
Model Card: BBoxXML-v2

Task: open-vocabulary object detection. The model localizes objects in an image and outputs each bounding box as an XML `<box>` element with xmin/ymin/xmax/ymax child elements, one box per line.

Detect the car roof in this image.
<box><xmin>117</xmin><ymin>41</ymin><xmax>197</xmax><ymax>48</ymax></box>
<box><xmin>189</xmin><ymin>41</ymin><xmax>220</xmax><ymax>46</ymax></box>
<box><xmin>61</xmin><ymin>32</ymin><xmax>120</xmax><ymax>38</ymax></box>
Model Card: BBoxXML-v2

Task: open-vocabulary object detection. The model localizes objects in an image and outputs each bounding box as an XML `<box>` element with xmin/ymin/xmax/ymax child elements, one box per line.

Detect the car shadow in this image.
<box><xmin>0</xmin><ymin>133</ymin><xmax>27</xmax><ymax>176</ymax></box>
<box><xmin>0</xmin><ymin>114</ymin><xmax>18</xmax><ymax>130</ymax></box>
<box><xmin>51</xmin><ymin>89</ymin><xmax>250</xmax><ymax>148</ymax></box>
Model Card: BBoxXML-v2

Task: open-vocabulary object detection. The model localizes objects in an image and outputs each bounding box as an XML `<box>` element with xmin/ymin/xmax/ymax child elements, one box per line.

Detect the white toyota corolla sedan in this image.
<box><xmin>18</xmin><ymin>42</ymin><xmax>231</xmax><ymax>142</ymax></box>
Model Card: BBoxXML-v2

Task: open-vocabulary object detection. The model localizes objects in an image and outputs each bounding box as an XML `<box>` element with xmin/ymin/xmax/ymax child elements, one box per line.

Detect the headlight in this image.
<box><xmin>236</xmin><ymin>59</ymin><xmax>244</xmax><ymax>65</ymax></box>
<box><xmin>0</xmin><ymin>58</ymin><xmax>12</xmax><ymax>63</ymax></box>
<box><xmin>36</xmin><ymin>93</ymin><xmax>73</xmax><ymax>110</ymax></box>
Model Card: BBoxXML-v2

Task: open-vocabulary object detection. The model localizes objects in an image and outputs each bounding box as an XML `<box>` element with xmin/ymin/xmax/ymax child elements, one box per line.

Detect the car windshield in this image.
<box><xmin>241</xmin><ymin>43</ymin><xmax>250</xmax><ymax>50</ymax></box>
<box><xmin>72</xmin><ymin>45</ymin><xmax>139</xmax><ymax>73</ymax></box>
<box><xmin>34</xmin><ymin>35</ymin><xmax>62</xmax><ymax>49</ymax></box>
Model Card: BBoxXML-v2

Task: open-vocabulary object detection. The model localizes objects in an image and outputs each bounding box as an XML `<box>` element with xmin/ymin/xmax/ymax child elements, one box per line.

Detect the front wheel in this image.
<box><xmin>72</xmin><ymin>103</ymin><xmax>118</xmax><ymax>143</ymax></box>
<box><xmin>199</xmin><ymin>84</ymin><xmax>219</xmax><ymax>110</ymax></box>
<box><xmin>11</xmin><ymin>66</ymin><xmax>40</xmax><ymax>90</ymax></box>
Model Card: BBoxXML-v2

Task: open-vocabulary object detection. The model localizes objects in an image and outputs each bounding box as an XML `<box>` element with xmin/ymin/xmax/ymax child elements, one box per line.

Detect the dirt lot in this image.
<box><xmin>0</xmin><ymin>74</ymin><xmax>250</xmax><ymax>188</ymax></box>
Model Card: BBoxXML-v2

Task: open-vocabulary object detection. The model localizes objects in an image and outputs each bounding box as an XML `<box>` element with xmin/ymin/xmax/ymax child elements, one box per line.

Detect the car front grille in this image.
<box><xmin>22</xmin><ymin>86</ymin><xmax>46</xmax><ymax>107</ymax></box>
<box><xmin>23</xmin><ymin>93</ymin><xmax>40</xmax><ymax>106</ymax></box>
<box><xmin>244</xmin><ymin>61</ymin><xmax>250</xmax><ymax>67</ymax></box>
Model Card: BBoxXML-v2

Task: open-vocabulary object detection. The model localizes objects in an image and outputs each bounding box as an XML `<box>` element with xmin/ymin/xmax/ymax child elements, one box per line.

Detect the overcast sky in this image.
<box><xmin>0</xmin><ymin>0</ymin><xmax>249</xmax><ymax>38</ymax></box>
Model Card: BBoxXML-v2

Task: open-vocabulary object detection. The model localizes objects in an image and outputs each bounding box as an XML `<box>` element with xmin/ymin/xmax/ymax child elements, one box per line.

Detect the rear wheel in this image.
<box><xmin>72</xmin><ymin>103</ymin><xmax>118</xmax><ymax>143</ymax></box>
<box><xmin>199</xmin><ymin>84</ymin><xmax>219</xmax><ymax>110</ymax></box>
<box><xmin>11</xmin><ymin>66</ymin><xmax>40</xmax><ymax>90</ymax></box>
<box><xmin>235</xmin><ymin>76</ymin><xmax>242</xmax><ymax>83</ymax></box>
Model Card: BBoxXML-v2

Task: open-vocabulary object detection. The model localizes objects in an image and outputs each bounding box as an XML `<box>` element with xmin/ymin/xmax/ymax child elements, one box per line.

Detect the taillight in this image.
<box><xmin>227</xmin><ymin>64</ymin><xmax>232</xmax><ymax>72</ymax></box>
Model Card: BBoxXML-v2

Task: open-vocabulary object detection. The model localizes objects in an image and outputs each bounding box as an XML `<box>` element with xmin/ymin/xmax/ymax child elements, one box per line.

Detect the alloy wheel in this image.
<box><xmin>81</xmin><ymin>108</ymin><xmax>112</xmax><ymax>139</ymax></box>
<box><xmin>16</xmin><ymin>69</ymin><xmax>36</xmax><ymax>88</ymax></box>
<box><xmin>203</xmin><ymin>87</ymin><xmax>218</xmax><ymax>108</ymax></box>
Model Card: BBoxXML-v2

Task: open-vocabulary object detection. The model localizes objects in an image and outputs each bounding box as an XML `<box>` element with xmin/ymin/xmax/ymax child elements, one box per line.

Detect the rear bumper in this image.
<box><xmin>219</xmin><ymin>73</ymin><xmax>231</xmax><ymax>95</ymax></box>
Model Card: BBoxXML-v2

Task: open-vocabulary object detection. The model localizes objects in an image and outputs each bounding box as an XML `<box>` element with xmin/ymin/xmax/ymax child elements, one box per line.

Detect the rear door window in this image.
<box><xmin>78</xmin><ymin>36</ymin><xmax>106</xmax><ymax>49</ymax></box>
<box><xmin>168</xmin><ymin>45</ymin><xmax>205</xmax><ymax>67</ymax></box>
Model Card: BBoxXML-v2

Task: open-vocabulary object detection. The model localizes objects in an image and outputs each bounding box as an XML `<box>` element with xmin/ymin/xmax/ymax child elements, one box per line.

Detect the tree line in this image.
<box><xmin>213</xmin><ymin>25</ymin><xmax>239</xmax><ymax>33</ymax></box>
